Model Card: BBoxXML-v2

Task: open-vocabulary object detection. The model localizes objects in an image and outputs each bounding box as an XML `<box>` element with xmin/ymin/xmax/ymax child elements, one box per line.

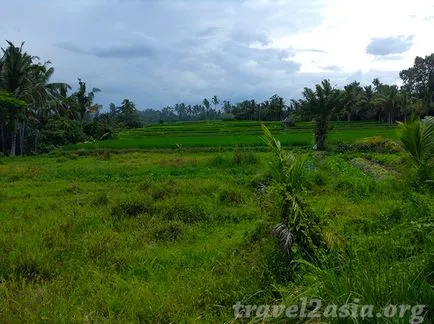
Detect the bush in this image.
<box><xmin>92</xmin><ymin>192</ymin><xmax>109</xmax><ymax>206</ymax></box>
<box><xmin>152</xmin><ymin>223</ymin><xmax>184</xmax><ymax>241</ymax></box>
<box><xmin>111</xmin><ymin>198</ymin><xmax>154</xmax><ymax>218</ymax></box>
<box><xmin>219</xmin><ymin>189</ymin><xmax>244</xmax><ymax>205</ymax></box>
<box><xmin>40</xmin><ymin>118</ymin><xmax>86</xmax><ymax>148</ymax></box>
<box><xmin>232</xmin><ymin>149</ymin><xmax>258</xmax><ymax>166</ymax></box>
<box><xmin>163</xmin><ymin>199</ymin><xmax>210</xmax><ymax>223</ymax></box>
<box><xmin>335</xmin><ymin>136</ymin><xmax>401</xmax><ymax>153</ymax></box>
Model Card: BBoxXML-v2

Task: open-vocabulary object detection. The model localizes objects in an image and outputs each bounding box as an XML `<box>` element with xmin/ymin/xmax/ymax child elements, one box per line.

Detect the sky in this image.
<box><xmin>1</xmin><ymin>0</ymin><xmax>434</xmax><ymax>110</ymax></box>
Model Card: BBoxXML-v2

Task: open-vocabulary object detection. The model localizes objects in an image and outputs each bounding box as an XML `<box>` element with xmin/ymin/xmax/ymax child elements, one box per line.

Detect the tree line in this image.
<box><xmin>0</xmin><ymin>39</ymin><xmax>433</xmax><ymax>156</ymax></box>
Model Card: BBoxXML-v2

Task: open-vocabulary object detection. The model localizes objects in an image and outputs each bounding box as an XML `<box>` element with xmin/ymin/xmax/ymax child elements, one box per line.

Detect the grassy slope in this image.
<box><xmin>0</xmin><ymin>148</ymin><xmax>432</xmax><ymax>322</ymax></box>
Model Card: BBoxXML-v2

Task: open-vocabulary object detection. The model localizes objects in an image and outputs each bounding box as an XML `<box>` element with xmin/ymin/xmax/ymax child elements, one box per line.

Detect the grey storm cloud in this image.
<box><xmin>92</xmin><ymin>44</ymin><xmax>156</xmax><ymax>59</ymax></box>
<box><xmin>366</xmin><ymin>35</ymin><xmax>414</xmax><ymax>56</ymax></box>
<box><xmin>0</xmin><ymin>0</ymin><xmax>420</xmax><ymax>109</ymax></box>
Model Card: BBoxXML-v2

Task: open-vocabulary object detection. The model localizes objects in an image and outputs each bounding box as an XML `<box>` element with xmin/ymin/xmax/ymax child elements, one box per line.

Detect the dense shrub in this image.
<box><xmin>40</xmin><ymin>118</ymin><xmax>86</xmax><ymax>150</ymax></box>
<box><xmin>83</xmin><ymin>121</ymin><xmax>116</xmax><ymax>141</ymax></box>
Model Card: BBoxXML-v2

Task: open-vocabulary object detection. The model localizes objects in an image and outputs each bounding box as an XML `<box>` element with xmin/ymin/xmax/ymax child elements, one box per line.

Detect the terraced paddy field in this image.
<box><xmin>65</xmin><ymin>120</ymin><xmax>397</xmax><ymax>151</ymax></box>
<box><xmin>0</xmin><ymin>139</ymin><xmax>432</xmax><ymax>322</ymax></box>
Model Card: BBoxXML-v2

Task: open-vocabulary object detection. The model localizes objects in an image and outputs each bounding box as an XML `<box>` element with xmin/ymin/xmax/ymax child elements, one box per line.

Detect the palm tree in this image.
<box><xmin>211</xmin><ymin>95</ymin><xmax>219</xmax><ymax>112</ymax></box>
<box><xmin>73</xmin><ymin>78</ymin><xmax>101</xmax><ymax>124</ymax></box>
<box><xmin>372</xmin><ymin>83</ymin><xmax>400</xmax><ymax>124</ymax></box>
<box><xmin>298</xmin><ymin>79</ymin><xmax>343</xmax><ymax>150</ymax></box>
<box><xmin>0</xmin><ymin>41</ymin><xmax>70</xmax><ymax>155</ymax></box>
<box><xmin>343</xmin><ymin>81</ymin><xmax>363</xmax><ymax>122</ymax></box>
<box><xmin>359</xmin><ymin>85</ymin><xmax>377</xmax><ymax>120</ymax></box>
<box><xmin>26</xmin><ymin>63</ymin><xmax>70</xmax><ymax>152</ymax></box>
<box><xmin>0</xmin><ymin>41</ymin><xmax>33</xmax><ymax>155</ymax></box>
<box><xmin>0</xmin><ymin>91</ymin><xmax>26</xmax><ymax>155</ymax></box>
<box><xmin>397</xmin><ymin>116</ymin><xmax>434</xmax><ymax>180</ymax></box>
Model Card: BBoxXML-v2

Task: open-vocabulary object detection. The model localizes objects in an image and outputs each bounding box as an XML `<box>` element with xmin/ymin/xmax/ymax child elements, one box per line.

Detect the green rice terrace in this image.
<box><xmin>0</xmin><ymin>120</ymin><xmax>432</xmax><ymax>322</ymax></box>
<box><xmin>65</xmin><ymin>120</ymin><xmax>397</xmax><ymax>151</ymax></box>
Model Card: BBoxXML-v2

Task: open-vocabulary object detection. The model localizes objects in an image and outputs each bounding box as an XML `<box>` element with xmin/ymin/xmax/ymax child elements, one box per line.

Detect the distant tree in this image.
<box><xmin>268</xmin><ymin>94</ymin><xmax>285</xmax><ymax>120</ymax></box>
<box><xmin>73</xmin><ymin>78</ymin><xmax>101</xmax><ymax>124</ymax></box>
<box><xmin>298</xmin><ymin>80</ymin><xmax>343</xmax><ymax>150</ymax></box>
<box><xmin>211</xmin><ymin>95</ymin><xmax>219</xmax><ymax>111</ymax></box>
<box><xmin>359</xmin><ymin>85</ymin><xmax>377</xmax><ymax>120</ymax></box>
<box><xmin>222</xmin><ymin>100</ymin><xmax>231</xmax><ymax>114</ymax></box>
<box><xmin>109</xmin><ymin>103</ymin><xmax>118</xmax><ymax>115</ymax></box>
<box><xmin>202</xmin><ymin>98</ymin><xmax>210</xmax><ymax>110</ymax></box>
<box><xmin>372</xmin><ymin>82</ymin><xmax>400</xmax><ymax>124</ymax></box>
<box><xmin>120</xmin><ymin>99</ymin><xmax>141</xmax><ymax>128</ymax></box>
<box><xmin>400</xmin><ymin>54</ymin><xmax>434</xmax><ymax>115</ymax></box>
<box><xmin>342</xmin><ymin>81</ymin><xmax>363</xmax><ymax>121</ymax></box>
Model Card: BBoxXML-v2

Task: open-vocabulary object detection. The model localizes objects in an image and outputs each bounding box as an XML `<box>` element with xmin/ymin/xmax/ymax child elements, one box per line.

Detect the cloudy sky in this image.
<box><xmin>1</xmin><ymin>0</ymin><xmax>434</xmax><ymax>109</ymax></box>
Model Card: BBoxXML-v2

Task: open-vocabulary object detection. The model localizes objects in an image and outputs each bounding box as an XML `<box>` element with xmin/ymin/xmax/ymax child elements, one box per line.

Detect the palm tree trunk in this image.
<box><xmin>34</xmin><ymin>129</ymin><xmax>39</xmax><ymax>153</ymax></box>
<box><xmin>0</xmin><ymin>121</ymin><xmax>5</xmax><ymax>154</ymax></box>
<box><xmin>315</xmin><ymin>119</ymin><xmax>327</xmax><ymax>151</ymax></box>
<box><xmin>19</xmin><ymin>121</ymin><xmax>25</xmax><ymax>156</ymax></box>
<box><xmin>10</xmin><ymin>120</ymin><xmax>17</xmax><ymax>157</ymax></box>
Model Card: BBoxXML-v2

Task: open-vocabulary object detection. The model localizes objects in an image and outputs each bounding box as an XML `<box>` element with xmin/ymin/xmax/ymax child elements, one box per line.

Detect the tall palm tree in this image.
<box><xmin>26</xmin><ymin>63</ymin><xmax>70</xmax><ymax>152</ymax></box>
<box><xmin>0</xmin><ymin>41</ymin><xmax>70</xmax><ymax>155</ymax></box>
<box><xmin>73</xmin><ymin>78</ymin><xmax>101</xmax><ymax>124</ymax></box>
<box><xmin>373</xmin><ymin>84</ymin><xmax>400</xmax><ymax>124</ymax></box>
<box><xmin>298</xmin><ymin>79</ymin><xmax>343</xmax><ymax>150</ymax></box>
<box><xmin>359</xmin><ymin>85</ymin><xmax>377</xmax><ymax>120</ymax></box>
<box><xmin>343</xmin><ymin>81</ymin><xmax>363</xmax><ymax>122</ymax></box>
<box><xmin>0</xmin><ymin>41</ymin><xmax>33</xmax><ymax>155</ymax></box>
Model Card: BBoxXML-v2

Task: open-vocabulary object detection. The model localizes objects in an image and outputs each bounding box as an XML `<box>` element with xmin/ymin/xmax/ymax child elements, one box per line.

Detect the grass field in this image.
<box><xmin>65</xmin><ymin>120</ymin><xmax>397</xmax><ymax>151</ymax></box>
<box><xmin>0</xmin><ymin>121</ymin><xmax>433</xmax><ymax>322</ymax></box>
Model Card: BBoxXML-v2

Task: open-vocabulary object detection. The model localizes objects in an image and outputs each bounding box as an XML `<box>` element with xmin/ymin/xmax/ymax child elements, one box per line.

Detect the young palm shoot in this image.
<box><xmin>261</xmin><ymin>125</ymin><xmax>323</xmax><ymax>258</ymax></box>
<box><xmin>397</xmin><ymin>116</ymin><xmax>434</xmax><ymax>182</ymax></box>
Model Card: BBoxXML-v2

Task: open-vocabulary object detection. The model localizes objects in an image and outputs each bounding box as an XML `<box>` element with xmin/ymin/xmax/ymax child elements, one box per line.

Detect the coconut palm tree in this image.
<box><xmin>73</xmin><ymin>78</ymin><xmax>101</xmax><ymax>124</ymax></box>
<box><xmin>397</xmin><ymin>116</ymin><xmax>434</xmax><ymax>180</ymax></box>
<box><xmin>0</xmin><ymin>41</ymin><xmax>70</xmax><ymax>155</ymax></box>
<box><xmin>298</xmin><ymin>79</ymin><xmax>343</xmax><ymax>150</ymax></box>
<box><xmin>372</xmin><ymin>83</ymin><xmax>400</xmax><ymax>124</ymax></box>
<box><xmin>0</xmin><ymin>41</ymin><xmax>33</xmax><ymax>155</ymax></box>
<box><xmin>343</xmin><ymin>81</ymin><xmax>363</xmax><ymax>122</ymax></box>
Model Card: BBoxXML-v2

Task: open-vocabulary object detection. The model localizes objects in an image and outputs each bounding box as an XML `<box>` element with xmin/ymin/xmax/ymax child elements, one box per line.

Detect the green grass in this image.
<box><xmin>0</xmin><ymin>121</ymin><xmax>432</xmax><ymax>322</ymax></box>
<box><xmin>65</xmin><ymin>120</ymin><xmax>397</xmax><ymax>151</ymax></box>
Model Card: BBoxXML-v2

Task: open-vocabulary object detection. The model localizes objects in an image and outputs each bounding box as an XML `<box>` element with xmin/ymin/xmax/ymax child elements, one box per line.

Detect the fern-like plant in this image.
<box><xmin>397</xmin><ymin>116</ymin><xmax>434</xmax><ymax>181</ymax></box>
<box><xmin>261</xmin><ymin>125</ymin><xmax>323</xmax><ymax>257</ymax></box>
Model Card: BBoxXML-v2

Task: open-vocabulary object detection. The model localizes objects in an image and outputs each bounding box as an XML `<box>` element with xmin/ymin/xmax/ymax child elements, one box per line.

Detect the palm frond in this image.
<box><xmin>273</xmin><ymin>223</ymin><xmax>293</xmax><ymax>254</ymax></box>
